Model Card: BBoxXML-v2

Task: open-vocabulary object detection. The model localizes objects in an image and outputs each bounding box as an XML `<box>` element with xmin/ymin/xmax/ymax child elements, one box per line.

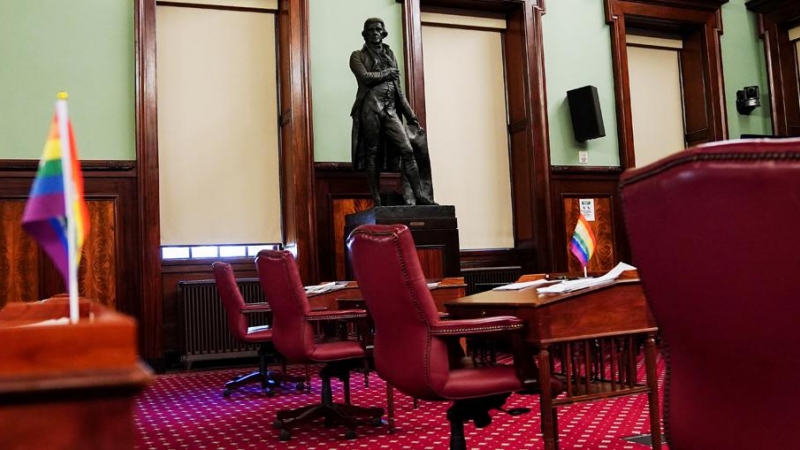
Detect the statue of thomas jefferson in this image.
<box><xmin>350</xmin><ymin>17</ymin><xmax>436</xmax><ymax>206</ymax></box>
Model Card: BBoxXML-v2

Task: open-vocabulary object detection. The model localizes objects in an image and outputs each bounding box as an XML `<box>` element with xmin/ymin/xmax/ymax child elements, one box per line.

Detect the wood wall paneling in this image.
<box><xmin>550</xmin><ymin>167</ymin><xmax>627</xmax><ymax>273</ymax></box>
<box><xmin>417</xmin><ymin>246</ymin><xmax>445</xmax><ymax>279</ymax></box>
<box><xmin>563</xmin><ymin>197</ymin><xmax>616</xmax><ymax>273</ymax></box>
<box><xmin>0</xmin><ymin>161</ymin><xmax>138</xmax><ymax>317</ymax></box>
<box><xmin>0</xmin><ymin>201</ymin><xmax>39</xmax><ymax>307</ymax></box>
<box><xmin>331</xmin><ymin>198</ymin><xmax>373</xmax><ymax>280</ymax></box>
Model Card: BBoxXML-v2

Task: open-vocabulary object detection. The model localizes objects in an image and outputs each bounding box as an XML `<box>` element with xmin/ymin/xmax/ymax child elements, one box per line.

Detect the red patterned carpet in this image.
<box><xmin>135</xmin><ymin>355</ymin><xmax>665</xmax><ymax>449</ymax></box>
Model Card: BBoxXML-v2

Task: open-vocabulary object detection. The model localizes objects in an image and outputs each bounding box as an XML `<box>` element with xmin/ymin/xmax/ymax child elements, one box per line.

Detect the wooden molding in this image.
<box><xmin>747</xmin><ymin>0</ymin><xmax>800</xmax><ymax>136</ymax></box>
<box><xmin>406</xmin><ymin>0</ymin><xmax>553</xmax><ymax>273</ymax></box>
<box><xmin>605</xmin><ymin>0</ymin><xmax>728</xmax><ymax>169</ymax></box>
<box><xmin>135</xmin><ymin>0</ymin><xmax>162</xmax><ymax>360</ymax></box>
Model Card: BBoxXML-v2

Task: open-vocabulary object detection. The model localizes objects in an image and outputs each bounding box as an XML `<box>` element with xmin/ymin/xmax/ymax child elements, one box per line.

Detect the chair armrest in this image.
<box><xmin>305</xmin><ymin>309</ymin><xmax>367</xmax><ymax>321</ymax></box>
<box><xmin>241</xmin><ymin>302</ymin><xmax>271</xmax><ymax>313</ymax></box>
<box><xmin>430</xmin><ymin>316</ymin><xmax>523</xmax><ymax>336</ymax></box>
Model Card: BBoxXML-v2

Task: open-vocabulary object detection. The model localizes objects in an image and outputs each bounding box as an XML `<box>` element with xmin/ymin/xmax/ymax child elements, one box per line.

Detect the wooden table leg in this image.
<box><xmin>644</xmin><ymin>333</ymin><xmax>662</xmax><ymax>448</ymax></box>
<box><xmin>538</xmin><ymin>345</ymin><xmax>557</xmax><ymax>450</ymax></box>
<box><xmin>387</xmin><ymin>383</ymin><xmax>395</xmax><ymax>433</ymax></box>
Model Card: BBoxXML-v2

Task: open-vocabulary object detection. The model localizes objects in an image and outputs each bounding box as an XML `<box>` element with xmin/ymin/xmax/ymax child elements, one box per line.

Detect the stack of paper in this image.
<box><xmin>537</xmin><ymin>262</ymin><xmax>637</xmax><ymax>294</ymax></box>
<box><xmin>493</xmin><ymin>279</ymin><xmax>558</xmax><ymax>291</ymax></box>
<box><xmin>304</xmin><ymin>282</ymin><xmax>347</xmax><ymax>295</ymax></box>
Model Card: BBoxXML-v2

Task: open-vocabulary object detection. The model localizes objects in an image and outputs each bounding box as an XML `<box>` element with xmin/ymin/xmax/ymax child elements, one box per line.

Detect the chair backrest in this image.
<box><xmin>620</xmin><ymin>139</ymin><xmax>800</xmax><ymax>450</ymax></box>
<box><xmin>347</xmin><ymin>224</ymin><xmax>449</xmax><ymax>399</ymax></box>
<box><xmin>211</xmin><ymin>261</ymin><xmax>249</xmax><ymax>342</ymax></box>
<box><xmin>254</xmin><ymin>250</ymin><xmax>315</xmax><ymax>362</ymax></box>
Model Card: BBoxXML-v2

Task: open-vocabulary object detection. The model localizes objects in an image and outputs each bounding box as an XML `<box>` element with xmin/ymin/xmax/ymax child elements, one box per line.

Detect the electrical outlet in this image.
<box><xmin>578</xmin><ymin>151</ymin><xmax>589</xmax><ymax>164</ymax></box>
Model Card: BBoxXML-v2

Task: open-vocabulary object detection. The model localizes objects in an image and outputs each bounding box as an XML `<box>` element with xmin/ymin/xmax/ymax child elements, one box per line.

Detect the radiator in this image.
<box><xmin>178</xmin><ymin>278</ymin><xmax>271</xmax><ymax>370</ymax></box>
<box><xmin>462</xmin><ymin>266</ymin><xmax>522</xmax><ymax>295</ymax></box>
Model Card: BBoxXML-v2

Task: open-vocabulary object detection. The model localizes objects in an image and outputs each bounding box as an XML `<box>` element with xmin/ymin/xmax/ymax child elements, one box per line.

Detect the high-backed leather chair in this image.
<box><xmin>347</xmin><ymin>224</ymin><xmax>562</xmax><ymax>450</ymax></box>
<box><xmin>212</xmin><ymin>262</ymin><xmax>306</xmax><ymax>397</ymax></box>
<box><xmin>620</xmin><ymin>139</ymin><xmax>800</xmax><ymax>450</ymax></box>
<box><xmin>255</xmin><ymin>250</ymin><xmax>383</xmax><ymax>441</ymax></box>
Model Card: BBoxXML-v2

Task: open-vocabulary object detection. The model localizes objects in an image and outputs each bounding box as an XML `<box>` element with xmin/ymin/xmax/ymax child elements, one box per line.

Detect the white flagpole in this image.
<box><xmin>56</xmin><ymin>92</ymin><xmax>79</xmax><ymax>324</ymax></box>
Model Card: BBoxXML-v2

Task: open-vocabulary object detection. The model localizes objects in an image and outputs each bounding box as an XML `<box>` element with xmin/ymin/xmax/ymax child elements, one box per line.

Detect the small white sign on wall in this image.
<box><xmin>579</xmin><ymin>199</ymin><xmax>595</xmax><ymax>221</ymax></box>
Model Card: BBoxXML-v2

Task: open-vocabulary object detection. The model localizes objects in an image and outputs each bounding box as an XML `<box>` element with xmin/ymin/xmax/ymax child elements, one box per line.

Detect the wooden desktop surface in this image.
<box><xmin>444</xmin><ymin>278</ymin><xmax>661</xmax><ymax>450</ymax></box>
<box><xmin>0</xmin><ymin>298</ymin><xmax>152</xmax><ymax>450</ymax></box>
<box><xmin>309</xmin><ymin>277</ymin><xmax>466</xmax><ymax>313</ymax></box>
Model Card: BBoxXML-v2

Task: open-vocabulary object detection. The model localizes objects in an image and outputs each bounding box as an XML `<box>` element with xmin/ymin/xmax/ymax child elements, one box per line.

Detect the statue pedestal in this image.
<box><xmin>345</xmin><ymin>205</ymin><xmax>460</xmax><ymax>279</ymax></box>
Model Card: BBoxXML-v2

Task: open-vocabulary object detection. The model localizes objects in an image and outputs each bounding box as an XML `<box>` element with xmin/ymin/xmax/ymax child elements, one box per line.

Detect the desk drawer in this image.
<box><xmin>445</xmin><ymin>306</ymin><xmax>518</xmax><ymax>320</ymax></box>
<box><xmin>336</xmin><ymin>298</ymin><xmax>366</xmax><ymax>310</ymax></box>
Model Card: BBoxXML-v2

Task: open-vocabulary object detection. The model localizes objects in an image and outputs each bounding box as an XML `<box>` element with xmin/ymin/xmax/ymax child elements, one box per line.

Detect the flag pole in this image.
<box><xmin>583</xmin><ymin>266</ymin><xmax>588</xmax><ymax>278</ymax></box>
<box><xmin>56</xmin><ymin>92</ymin><xmax>79</xmax><ymax>324</ymax></box>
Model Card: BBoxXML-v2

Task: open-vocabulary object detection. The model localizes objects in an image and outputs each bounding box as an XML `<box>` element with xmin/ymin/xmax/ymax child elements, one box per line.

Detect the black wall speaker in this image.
<box><xmin>566</xmin><ymin>85</ymin><xmax>606</xmax><ymax>142</ymax></box>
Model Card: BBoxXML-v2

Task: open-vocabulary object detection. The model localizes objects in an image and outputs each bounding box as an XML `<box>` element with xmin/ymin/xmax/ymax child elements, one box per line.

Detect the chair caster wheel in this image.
<box><xmin>272</xmin><ymin>419</ymin><xmax>283</xmax><ymax>429</ymax></box>
<box><xmin>279</xmin><ymin>429</ymin><xmax>291</xmax><ymax>441</ymax></box>
<box><xmin>222</xmin><ymin>389</ymin><xmax>232</xmax><ymax>398</ymax></box>
<box><xmin>265</xmin><ymin>389</ymin><xmax>275</xmax><ymax>398</ymax></box>
<box><xmin>345</xmin><ymin>429</ymin><xmax>357</xmax><ymax>439</ymax></box>
<box><xmin>371</xmin><ymin>417</ymin><xmax>383</xmax><ymax>427</ymax></box>
<box><xmin>296</xmin><ymin>382</ymin><xmax>304</xmax><ymax>391</ymax></box>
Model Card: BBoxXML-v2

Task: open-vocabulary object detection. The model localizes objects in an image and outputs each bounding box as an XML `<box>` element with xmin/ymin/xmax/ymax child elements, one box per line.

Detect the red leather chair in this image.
<box><xmin>212</xmin><ymin>262</ymin><xmax>306</xmax><ymax>397</ymax></box>
<box><xmin>347</xmin><ymin>224</ymin><xmax>562</xmax><ymax>450</ymax></box>
<box><xmin>255</xmin><ymin>250</ymin><xmax>384</xmax><ymax>441</ymax></box>
<box><xmin>620</xmin><ymin>139</ymin><xmax>800</xmax><ymax>449</ymax></box>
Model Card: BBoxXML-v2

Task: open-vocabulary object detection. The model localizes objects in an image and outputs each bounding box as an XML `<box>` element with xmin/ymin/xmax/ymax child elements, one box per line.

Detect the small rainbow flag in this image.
<box><xmin>21</xmin><ymin>93</ymin><xmax>90</xmax><ymax>316</ymax></box>
<box><xmin>570</xmin><ymin>213</ymin><xmax>596</xmax><ymax>268</ymax></box>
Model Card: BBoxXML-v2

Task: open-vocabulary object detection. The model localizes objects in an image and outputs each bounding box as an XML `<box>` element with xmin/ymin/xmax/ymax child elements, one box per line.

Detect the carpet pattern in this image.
<box><xmin>135</xmin><ymin>355</ymin><xmax>665</xmax><ymax>449</ymax></box>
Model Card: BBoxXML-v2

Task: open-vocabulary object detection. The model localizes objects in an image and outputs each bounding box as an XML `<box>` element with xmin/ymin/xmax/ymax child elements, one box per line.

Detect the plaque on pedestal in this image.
<box><xmin>345</xmin><ymin>205</ymin><xmax>460</xmax><ymax>279</ymax></box>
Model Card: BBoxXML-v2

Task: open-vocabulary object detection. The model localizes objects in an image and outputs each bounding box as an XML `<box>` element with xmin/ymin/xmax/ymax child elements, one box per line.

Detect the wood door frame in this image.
<box><xmin>400</xmin><ymin>0</ymin><xmax>554</xmax><ymax>273</ymax></box>
<box><xmin>134</xmin><ymin>0</ymin><xmax>316</xmax><ymax>359</ymax></box>
<box><xmin>605</xmin><ymin>0</ymin><xmax>729</xmax><ymax>168</ymax></box>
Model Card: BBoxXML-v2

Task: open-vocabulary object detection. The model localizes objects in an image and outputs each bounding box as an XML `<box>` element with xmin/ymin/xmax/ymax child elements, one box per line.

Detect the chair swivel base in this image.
<box><xmin>223</xmin><ymin>370</ymin><xmax>306</xmax><ymax>398</ymax></box>
<box><xmin>273</xmin><ymin>402</ymin><xmax>384</xmax><ymax>441</ymax></box>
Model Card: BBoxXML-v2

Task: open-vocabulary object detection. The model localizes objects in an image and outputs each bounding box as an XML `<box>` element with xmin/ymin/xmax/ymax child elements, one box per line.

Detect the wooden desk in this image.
<box><xmin>309</xmin><ymin>277</ymin><xmax>466</xmax><ymax>312</ymax></box>
<box><xmin>444</xmin><ymin>279</ymin><xmax>660</xmax><ymax>450</ymax></box>
<box><xmin>0</xmin><ymin>298</ymin><xmax>152</xmax><ymax>450</ymax></box>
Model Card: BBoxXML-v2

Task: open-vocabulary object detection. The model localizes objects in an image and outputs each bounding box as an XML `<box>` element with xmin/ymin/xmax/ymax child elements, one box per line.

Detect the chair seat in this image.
<box><xmin>242</xmin><ymin>325</ymin><xmax>272</xmax><ymax>343</ymax></box>
<box><xmin>309</xmin><ymin>340</ymin><xmax>365</xmax><ymax>362</ymax></box>
<box><xmin>441</xmin><ymin>365</ymin><xmax>522</xmax><ymax>399</ymax></box>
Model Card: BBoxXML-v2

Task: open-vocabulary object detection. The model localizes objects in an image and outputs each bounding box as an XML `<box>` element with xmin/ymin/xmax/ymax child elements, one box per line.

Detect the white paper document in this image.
<box><xmin>493</xmin><ymin>279</ymin><xmax>558</xmax><ymax>291</ymax></box>
<box><xmin>304</xmin><ymin>282</ymin><xmax>348</xmax><ymax>295</ymax></box>
<box><xmin>537</xmin><ymin>262</ymin><xmax>637</xmax><ymax>294</ymax></box>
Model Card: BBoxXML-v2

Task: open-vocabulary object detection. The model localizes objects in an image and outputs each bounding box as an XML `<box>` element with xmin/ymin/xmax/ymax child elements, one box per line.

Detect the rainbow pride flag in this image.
<box><xmin>570</xmin><ymin>213</ymin><xmax>596</xmax><ymax>268</ymax></box>
<box><xmin>21</xmin><ymin>94</ymin><xmax>90</xmax><ymax>293</ymax></box>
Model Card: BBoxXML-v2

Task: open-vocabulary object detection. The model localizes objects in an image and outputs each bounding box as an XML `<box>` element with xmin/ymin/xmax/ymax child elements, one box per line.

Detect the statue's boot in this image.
<box><xmin>403</xmin><ymin>159</ymin><xmax>437</xmax><ymax>206</ymax></box>
<box><xmin>365</xmin><ymin>163</ymin><xmax>382</xmax><ymax>207</ymax></box>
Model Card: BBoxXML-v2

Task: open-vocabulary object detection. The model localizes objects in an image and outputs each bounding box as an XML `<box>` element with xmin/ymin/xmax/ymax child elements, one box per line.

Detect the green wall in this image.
<box><xmin>721</xmin><ymin>0</ymin><xmax>772</xmax><ymax>138</ymax></box>
<box><xmin>543</xmin><ymin>0</ymin><xmax>621</xmax><ymax>166</ymax></box>
<box><xmin>0</xmin><ymin>0</ymin><xmax>774</xmax><ymax>165</ymax></box>
<box><xmin>0</xmin><ymin>0</ymin><xmax>135</xmax><ymax>161</ymax></box>
<box><xmin>309</xmin><ymin>0</ymin><xmax>404</xmax><ymax>162</ymax></box>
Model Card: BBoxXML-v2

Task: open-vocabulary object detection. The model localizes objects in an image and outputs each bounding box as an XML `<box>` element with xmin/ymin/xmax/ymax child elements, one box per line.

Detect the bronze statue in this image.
<box><xmin>350</xmin><ymin>17</ymin><xmax>436</xmax><ymax>206</ymax></box>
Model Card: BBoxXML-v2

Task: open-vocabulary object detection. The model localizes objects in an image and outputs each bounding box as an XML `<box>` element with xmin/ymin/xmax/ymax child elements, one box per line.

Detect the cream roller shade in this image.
<box><xmin>789</xmin><ymin>25</ymin><xmax>800</xmax><ymax>42</ymax></box>
<box><xmin>794</xmin><ymin>41</ymin><xmax>800</xmax><ymax>81</ymax></box>
<box><xmin>422</xmin><ymin>24</ymin><xmax>514</xmax><ymax>250</ymax></box>
<box><xmin>627</xmin><ymin>45</ymin><xmax>686</xmax><ymax>167</ymax></box>
<box><xmin>156</xmin><ymin>6</ymin><xmax>282</xmax><ymax>245</ymax></box>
